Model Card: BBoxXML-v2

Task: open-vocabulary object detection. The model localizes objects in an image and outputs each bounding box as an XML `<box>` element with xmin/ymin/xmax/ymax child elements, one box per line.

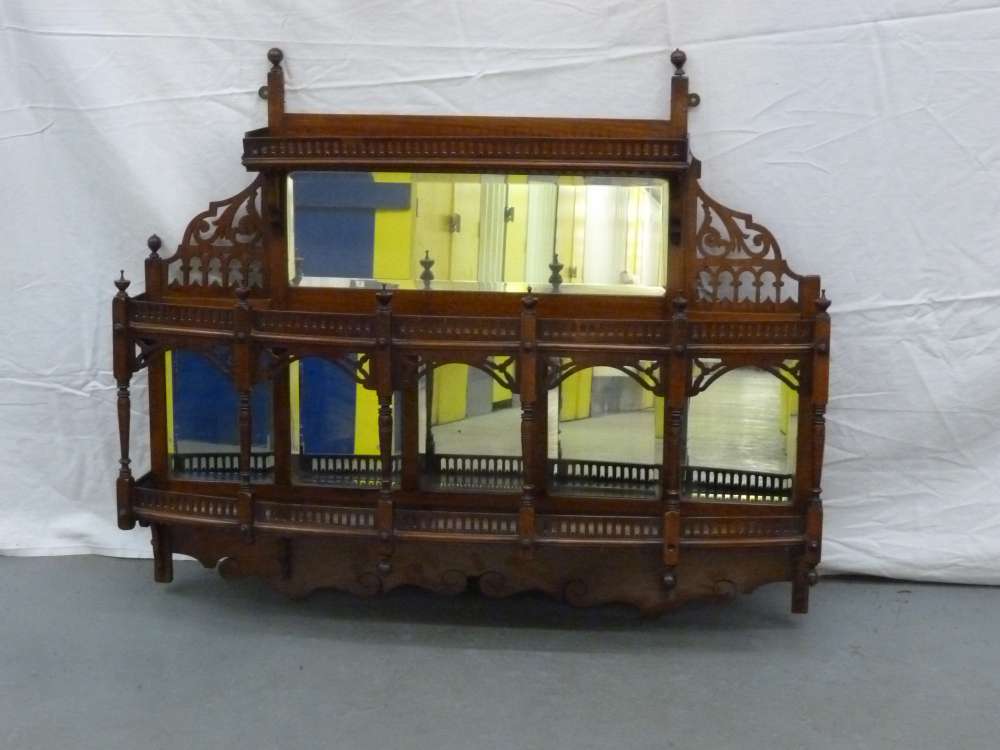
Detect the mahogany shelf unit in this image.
<box><xmin>112</xmin><ymin>48</ymin><xmax>830</xmax><ymax>614</ymax></box>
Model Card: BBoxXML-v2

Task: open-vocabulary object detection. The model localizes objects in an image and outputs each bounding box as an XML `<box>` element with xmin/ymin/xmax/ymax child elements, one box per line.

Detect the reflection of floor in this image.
<box><xmin>687</xmin><ymin>368</ymin><xmax>795</xmax><ymax>474</ymax></box>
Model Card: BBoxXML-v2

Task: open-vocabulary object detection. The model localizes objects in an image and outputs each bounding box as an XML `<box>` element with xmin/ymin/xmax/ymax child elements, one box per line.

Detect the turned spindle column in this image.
<box><xmin>374</xmin><ymin>286</ymin><xmax>395</xmax><ymax>575</ymax></box>
<box><xmin>518</xmin><ymin>289</ymin><xmax>539</xmax><ymax>550</ymax></box>
<box><xmin>661</xmin><ymin>294</ymin><xmax>688</xmax><ymax>591</ymax></box>
<box><xmin>234</xmin><ymin>285</ymin><xmax>255</xmax><ymax>542</ymax></box>
<box><xmin>112</xmin><ymin>270</ymin><xmax>135</xmax><ymax>531</ymax></box>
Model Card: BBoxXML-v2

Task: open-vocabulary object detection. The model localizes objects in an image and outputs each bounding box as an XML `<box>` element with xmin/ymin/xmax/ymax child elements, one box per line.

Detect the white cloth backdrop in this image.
<box><xmin>2</xmin><ymin>1</ymin><xmax>999</xmax><ymax>582</ymax></box>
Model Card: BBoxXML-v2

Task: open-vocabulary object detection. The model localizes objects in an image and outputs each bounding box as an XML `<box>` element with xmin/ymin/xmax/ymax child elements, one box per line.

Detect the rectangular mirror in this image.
<box><xmin>287</xmin><ymin>171</ymin><xmax>668</xmax><ymax>296</ymax></box>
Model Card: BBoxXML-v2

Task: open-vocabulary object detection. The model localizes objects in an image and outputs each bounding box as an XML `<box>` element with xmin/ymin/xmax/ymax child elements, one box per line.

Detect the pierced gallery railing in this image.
<box><xmin>682</xmin><ymin>465</ymin><xmax>793</xmax><ymax>503</ymax></box>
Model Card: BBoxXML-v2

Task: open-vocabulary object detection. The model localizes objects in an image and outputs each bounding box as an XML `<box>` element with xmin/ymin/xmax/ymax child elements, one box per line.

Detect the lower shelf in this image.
<box><xmin>169</xmin><ymin>452</ymin><xmax>793</xmax><ymax>503</ymax></box>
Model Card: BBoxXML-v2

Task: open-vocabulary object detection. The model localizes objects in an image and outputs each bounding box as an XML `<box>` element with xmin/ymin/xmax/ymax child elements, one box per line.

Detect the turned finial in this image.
<box><xmin>114</xmin><ymin>270</ymin><xmax>131</xmax><ymax>297</ymax></box>
<box><xmin>146</xmin><ymin>234</ymin><xmax>162</xmax><ymax>258</ymax></box>
<box><xmin>817</xmin><ymin>289</ymin><xmax>831</xmax><ymax>312</ymax></box>
<box><xmin>376</xmin><ymin>283</ymin><xmax>393</xmax><ymax>307</ymax></box>
<box><xmin>670</xmin><ymin>48</ymin><xmax>687</xmax><ymax>76</ymax></box>
<box><xmin>672</xmin><ymin>294</ymin><xmax>688</xmax><ymax>314</ymax></box>
<box><xmin>234</xmin><ymin>283</ymin><xmax>251</xmax><ymax>306</ymax></box>
<box><xmin>548</xmin><ymin>253</ymin><xmax>564</xmax><ymax>292</ymax></box>
<box><xmin>522</xmin><ymin>286</ymin><xmax>538</xmax><ymax>310</ymax></box>
<box><xmin>267</xmin><ymin>47</ymin><xmax>284</xmax><ymax>69</ymax></box>
<box><xmin>419</xmin><ymin>250</ymin><xmax>435</xmax><ymax>289</ymax></box>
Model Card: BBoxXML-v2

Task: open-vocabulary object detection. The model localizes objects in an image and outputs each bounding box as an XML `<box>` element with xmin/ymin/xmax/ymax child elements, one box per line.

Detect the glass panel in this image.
<box><xmin>684</xmin><ymin>361</ymin><xmax>798</xmax><ymax>503</ymax></box>
<box><xmin>291</xmin><ymin>355</ymin><xmax>401</xmax><ymax>487</ymax></box>
<box><xmin>288</xmin><ymin>171</ymin><xmax>667</xmax><ymax>296</ymax></box>
<box><xmin>547</xmin><ymin>362</ymin><xmax>662</xmax><ymax>498</ymax></box>
<box><xmin>419</xmin><ymin>359</ymin><xmax>521</xmax><ymax>492</ymax></box>
<box><xmin>167</xmin><ymin>347</ymin><xmax>273</xmax><ymax>481</ymax></box>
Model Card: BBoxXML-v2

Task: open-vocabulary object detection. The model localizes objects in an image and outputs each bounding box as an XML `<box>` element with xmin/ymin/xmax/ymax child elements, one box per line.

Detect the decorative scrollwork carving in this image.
<box><xmin>329</xmin><ymin>353</ymin><xmax>375</xmax><ymax>389</ymax></box>
<box><xmin>693</xmin><ymin>186</ymin><xmax>803</xmax><ymax>310</ymax></box>
<box><xmin>546</xmin><ymin>358</ymin><xmax>663</xmax><ymax>395</ymax></box>
<box><xmin>132</xmin><ymin>337</ymin><xmax>165</xmax><ymax>372</ymax></box>
<box><xmin>408</xmin><ymin>355</ymin><xmax>518</xmax><ymax>392</ymax></box>
<box><xmin>165</xmin><ymin>176</ymin><xmax>265</xmax><ymax>292</ymax></box>
<box><xmin>690</xmin><ymin>357</ymin><xmax>800</xmax><ymax>396</ymax></box>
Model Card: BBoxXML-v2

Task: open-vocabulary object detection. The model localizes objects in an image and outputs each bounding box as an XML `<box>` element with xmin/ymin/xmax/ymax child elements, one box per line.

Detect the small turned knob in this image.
<box><xmin>670</xmin><ymin>48</ymin><xmax>687</xmax><ymax>75</ymax></box>
<box><xmin>146</xmin><ymin>234</ymin><xmax>162</xmax><ymax>257</ymax></box>
<box><xmin>806</xmin><ymin>568</ymin><xmax>819</xmax><ymax>586</ymax></box>
<box><xmin>662</xmin><ymin>571</ymin><xmax>677</xmax><ymax>590</ymax></box>
<box><xmin>375</xmin><ymin>559</ymin><xmax>392</xmax><ymax>576</ymax></box>
<box><xmin>234</xmin><ymin>284</ymin><xmax>251</xmax><ymax>305</ymax></box>
<box><xmin>267</xmin><ymin>47</ymin><xmax>284</xmax><ymax>67</ymax></box>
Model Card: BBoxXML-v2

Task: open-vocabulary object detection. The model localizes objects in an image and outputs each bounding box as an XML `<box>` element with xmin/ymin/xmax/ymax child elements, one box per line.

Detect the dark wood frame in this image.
<box><xmin>112</xmin><ymin>48</ymin><xmax>829</xmax><ymax>614</ymax></box>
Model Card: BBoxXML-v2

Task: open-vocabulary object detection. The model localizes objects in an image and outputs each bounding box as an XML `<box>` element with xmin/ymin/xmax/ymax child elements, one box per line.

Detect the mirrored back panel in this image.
<box><xmin>288</xmin><ymin>171</ymin><xmax>668</xmax><ymax>296</ymax></box>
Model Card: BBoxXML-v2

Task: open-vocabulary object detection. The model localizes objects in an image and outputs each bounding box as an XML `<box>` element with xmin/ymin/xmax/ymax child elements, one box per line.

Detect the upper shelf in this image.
<box><xmin>243</xmin><ymin>47</ymin><xmax>694</xmax><ymax>175</ymax></box>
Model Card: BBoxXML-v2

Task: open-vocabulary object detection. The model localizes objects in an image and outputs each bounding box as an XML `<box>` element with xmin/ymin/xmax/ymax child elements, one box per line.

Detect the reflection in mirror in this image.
<box><xmin>167</xmin><ymin>348</ymin><xmax>273</xmax><ymax>481</ymax></box>
<box><xmin>287</xmin><ymin>171</ymin><xmax>667</xmax><ymax>295</ymax></box>
<box><xmin>684</xmin><ymin>360</ymin><xmax>798</xmax><ymax>503</ymax></box>
<box><xmin>418</xmin><ymin>359</ymin><xmax>521</xmax><ymax>492</ymax></box>
<box><xmin>547</xmin><ymin>362</ymin><xmax>663</xmax><ymax>498</ymax></box>
<box><xmin>290</xmin><ymin>355</ymin><xmax>401</xmax><ymax>487</ymax></box>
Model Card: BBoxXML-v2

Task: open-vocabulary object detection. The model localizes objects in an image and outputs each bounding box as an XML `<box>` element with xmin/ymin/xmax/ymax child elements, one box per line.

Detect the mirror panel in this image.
<box><xmin>547</xmin><ymin>362</ymin><xmax>663</xmax><ymax>498</ymax></box>
<box><xmin>418</xmin><ymin>359</ymin><xmax>522</xmax><ymax>492</ymax></box>
<box><xmin>684</xmin><ymin>361</ymin><xmax>798</xmax><ymax>503</ymax></box>
<box><xmin>288</xmin><ymin>171</ymin><xmax>668</xmax><ymax>296</ymax></box>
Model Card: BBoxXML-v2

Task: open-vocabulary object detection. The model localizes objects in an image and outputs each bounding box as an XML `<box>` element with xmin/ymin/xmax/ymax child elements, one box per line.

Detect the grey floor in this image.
<box><xmin>1</xmin><ymin>557</ymin><xmax>997</xmax><ymax>750</ymax></box>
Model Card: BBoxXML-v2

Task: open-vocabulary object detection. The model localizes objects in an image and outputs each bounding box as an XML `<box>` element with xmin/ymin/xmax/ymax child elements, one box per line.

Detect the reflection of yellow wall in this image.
<box><xmin>372</xmin><ymin>172</ymin><xmax>413</xmax><ymax>280</ymax></box>
<box><xmin>412</xmin><ymin>177</ymin><xmax>454</xmax><ymax>280</ymax></box>
<box><xmin>450</xmin><ymin>181</ymin><xmax>481</xmax><ymax>280</ymax></box>
<box><xmin>654</xmin><ymin>395</ymin><xmax>664</xmax><ymax>438</ymax></box>
<box><xmin>165</xmin><ymin>350</ymin><xmax>175</xmax><ymax>454</ymax></box>
<box><xmin>290</xmin><ymin>360</ymin><xmax>300</xmax><ymax>454</ymax></box>
<box><xmin>353</xmin><ymin>385</ymin><xmax>381</xmax><ymax>454</ymax></box>
<box><xmin>503</xmin><ymin>176</ymin><xmax>528</xmax><ymax>282</ymax></box>
<box><xmin>559</xmin><ymin>368</ymin><xmax>592</xmax><ymax>421</ymax></box>
<box><xmin>432</xmin><ymin>363</ymin><xmax>469</xmax><ymax>425</ymax></box>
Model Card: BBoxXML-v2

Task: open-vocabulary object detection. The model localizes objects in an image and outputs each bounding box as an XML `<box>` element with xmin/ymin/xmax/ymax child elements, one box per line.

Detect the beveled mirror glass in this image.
<box><xmin>287</xmin><ymin>171</ymin><xmax>668</xmax><ymax>295</ymax></box>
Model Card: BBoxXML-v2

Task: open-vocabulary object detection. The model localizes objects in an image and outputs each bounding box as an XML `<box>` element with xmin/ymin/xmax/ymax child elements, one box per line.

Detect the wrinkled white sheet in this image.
<box><xmin>1</xmin><ymin>1</ymin><xmax>999</xmax><ymax>583</ymax></box>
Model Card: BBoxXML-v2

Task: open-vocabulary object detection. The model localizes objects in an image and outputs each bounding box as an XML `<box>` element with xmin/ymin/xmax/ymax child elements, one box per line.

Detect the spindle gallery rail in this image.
<box><xmin>112</xmin><ymin>47</ymin><xmax>829</xmax><ymax>614</ymax></box>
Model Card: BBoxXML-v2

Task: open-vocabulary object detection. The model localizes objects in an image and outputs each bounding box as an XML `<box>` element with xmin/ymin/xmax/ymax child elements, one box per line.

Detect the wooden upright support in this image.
<box><xmin>518</xmin><ymin>290</ymin><xmax>539</xmax><ymax>550</ymax></box>
<box><xmin>112</xmin><ymin>271</ymin><xmax>135</xmax><ymax>531</ymax></box>
<box><xmin>234</xmin><ymin>285</ymin><xmax>255</xmax><ymax>542</ymax></box>
<box><xmin>374</xmin><ymin>286</ymin><xmax>395</xmax><ymax>574</ymax></box>
<box><xmin>661</xmin><ymin>295</ymin><xmax>688</xmax><ymax>591</ymax></box>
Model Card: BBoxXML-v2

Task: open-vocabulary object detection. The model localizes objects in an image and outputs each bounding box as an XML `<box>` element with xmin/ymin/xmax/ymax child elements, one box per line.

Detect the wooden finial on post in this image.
<box><xmin>114</xmin><ymin>270</ymin><xmax>131</xmax><ymax>299</ymax></box>
<box><xmin>670</xmin><ymin>48</ymin><xmax>687</xmax><ymax>77</ymax></box>
<box><xmin>144</xmin><ymin>234</ymin><xmax>165</xmax><ymax>299</ymax></box>
<box><xmin>669</xmin><ymin>48</ymin><xmax>691</xmax><ymax>133</ymax></box>
<box><xmin>263</xmin><ymin>47</ymin><xmax>285</xmax><ymax>131</ymax></box>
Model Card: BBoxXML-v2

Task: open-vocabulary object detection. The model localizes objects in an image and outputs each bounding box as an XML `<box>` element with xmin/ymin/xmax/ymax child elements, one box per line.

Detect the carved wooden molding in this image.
<box><xmin>243</xmin><ymin>135</ymin><xmax>688</xmax><ymax>173</ymax></box>
<box><xmin>546</xmin><ymin>357</ymin><xmax>664</xmax><ymax>395</ymax></box>
<box><xmin>692</xmin><ymin>186</ymin><xmax>804</xmax><ymax>311</ymax></box>
<box><xmin>163</xmin><ymin>176</ymin><xmax>266</xmax><ymax>292</ymax></box>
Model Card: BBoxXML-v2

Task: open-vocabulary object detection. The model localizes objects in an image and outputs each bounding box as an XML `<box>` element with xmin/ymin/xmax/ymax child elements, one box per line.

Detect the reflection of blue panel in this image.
<box><xmin>173</xmin><ymin>351</ymin><xmax>271</xmax><ymax>448</ymax></box>
<box><xmin>300</xmin><ymin>358</ymin><xmax>355</xmax><ymax>454</ymax></box>
<box><xmin>292</xmin><ymin>172</ymin><xmax>410</xmax><ymax>278</ymax></box>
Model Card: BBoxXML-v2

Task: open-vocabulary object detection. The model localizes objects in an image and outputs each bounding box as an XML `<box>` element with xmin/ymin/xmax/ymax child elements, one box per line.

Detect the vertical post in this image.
<box><xmin>424</xmin><ymin>365</ymin><xmax>436</xmax><ymax>461</ymax></box>
<box><xmin>374</xmin><ymin>286</ymin><xmax>395</xmax><ymax>575</ymax></box>
<box><xmin>661</xmin><ymin>294</ymin><xmax>688</xmax><ymax>591</ymax></box>
<box><xmin>113</xmin><ymin>271</ymin><xmax>135</xmax><ymax>530</ymax></box>
<box><xmin>272</xmin><ymin>360</ymin><xmax>291</xmax><ymax>485</ymax></box>
<box><xmin>265</xmin><ymin>48</ymin><xmax>285</xmax><ymax>132</ymax></box>
<box><xmin>234</xmin><ymin>285</ymin><xmax>255</xmax><ymax>542</ymax></box>
<box><xmin>518</xmin><ymin>290</ymin><xmax>539</xmax><ymax>550</ymax></box>
<box><xmin>401</xmin><ymin>371</ymin><xmax>420</xmax><ymax>492</ymax></box>
<box><xmin>144</xmin><ymin>234</ymin><xmax>164</xmax><ymax>300</ymax></box>
<box><xmin>793</xmin><ymin>289</ymin><xmax>830</xmax><ymax>613</ymax></box>
<box><xmin>669</xmin><ymin>49</ymin><xmax>690</xmax><ymax>136</ymax></box>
